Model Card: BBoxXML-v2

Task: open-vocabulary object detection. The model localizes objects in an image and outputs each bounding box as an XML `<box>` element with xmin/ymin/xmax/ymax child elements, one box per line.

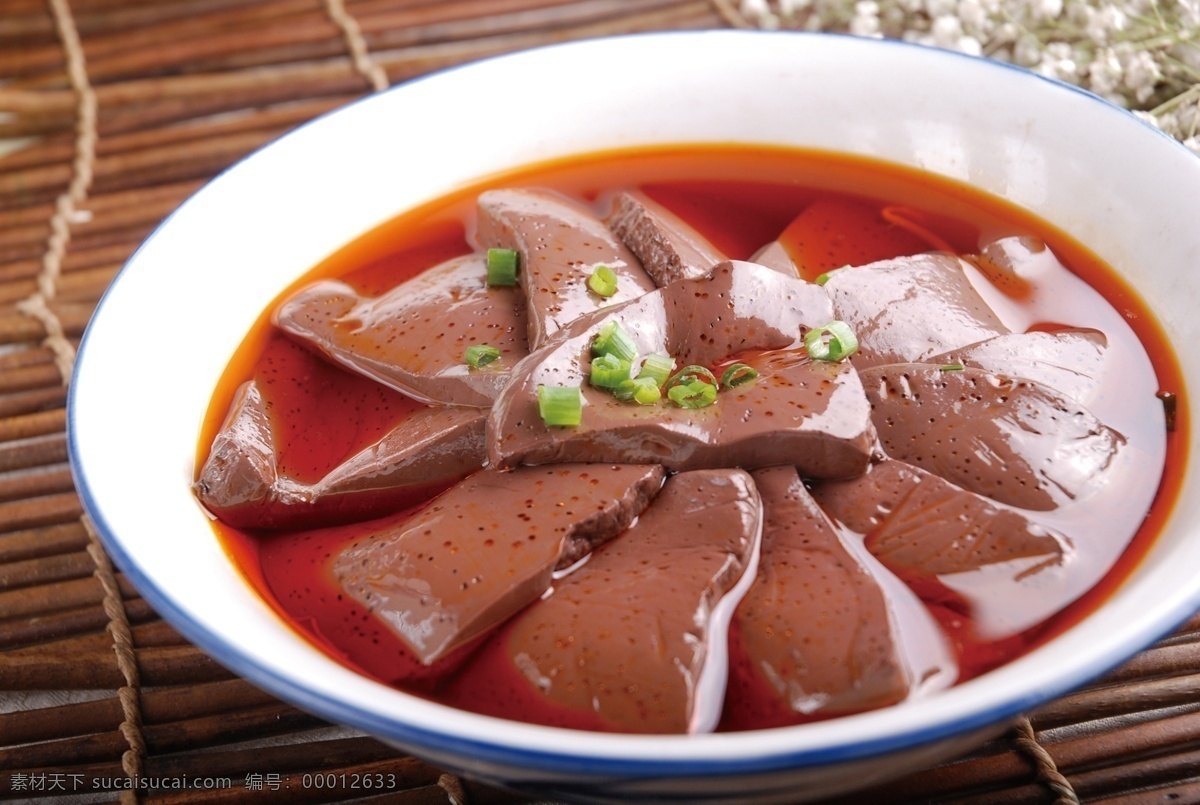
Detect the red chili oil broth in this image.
<box><xmin>204</xmin><ymin>144</ymin><xmax>1188</xmax><ymax>733</ymax></box>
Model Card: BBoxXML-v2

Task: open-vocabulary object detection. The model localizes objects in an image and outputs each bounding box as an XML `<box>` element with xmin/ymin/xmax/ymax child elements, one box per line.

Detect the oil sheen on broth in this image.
<box><xmin>196</xmin><ymin>145</ymin><xmax>1185</xmax><ymax>735</ymax></box>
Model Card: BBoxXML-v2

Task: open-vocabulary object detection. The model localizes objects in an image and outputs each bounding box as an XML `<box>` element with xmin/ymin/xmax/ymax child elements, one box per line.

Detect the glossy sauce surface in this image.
<box><xmin>205</xmin><ymin>145</ymin><xmax>1187</xmax><ymax>731</ymax></box>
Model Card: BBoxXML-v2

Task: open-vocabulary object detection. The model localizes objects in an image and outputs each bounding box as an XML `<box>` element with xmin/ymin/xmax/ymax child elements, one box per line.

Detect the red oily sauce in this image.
<box><xmin>201</xmin><ymin>145</ymin><xmax>1187</xmax><ymax>733</ymax></box>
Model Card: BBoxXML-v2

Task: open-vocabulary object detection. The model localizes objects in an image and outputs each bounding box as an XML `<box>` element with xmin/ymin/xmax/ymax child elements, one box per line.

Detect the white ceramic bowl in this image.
<box><xmin>70</xmin><ymin>31</ymin><xmax>1200</xmax><ymax>803</ymax></box>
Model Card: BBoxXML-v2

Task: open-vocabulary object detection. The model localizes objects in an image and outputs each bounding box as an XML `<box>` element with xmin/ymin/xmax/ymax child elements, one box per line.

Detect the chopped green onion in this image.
<box><xmin>587</xmin><ymin>264</ymin><xmax>619</xmax><ymax>298</ymax></box>
<box><xmin>637</xmin><ymin>353</ymin><xmax>674</xmax><ymax>387</ymax></box>
<box><xmin>486</xmin><ymin>248</ymin><xmax>519</xmax><ymax>286</ymax></box>
<box><xmin>668</xmin><ymin>379</ymin><xmax>718</xmax><ymax>408</ymax></box>
<box><xmin>615</xmin><ymin>377</ymin><xmax>661</xmax><ymax>405</ymax></box>
<box><xmin>665</xmin><ymin>365</ymin><xmax>718</xmax><ymax>408</ymax></box>
<box><xmin>720</xmin><ymin>362</ymin><xmax>759</xmax><ymax>389</ymax></box>
<box><xmin>804</xmin><ymin>321</ymin><xmax>859</xmax><ymax>362</ymax></box>
<box><xmin>939</xmin><ymin>363</ymin><xmax>966</xmax><ymax>372</ymax></box>
<box><xmin>589</xmin><ymin>354</ymin><xmax>632</xmax><ymax>389</ymax></box>
<box><xmin>463</xmin><ymin>344</ymin><xmax>501</xmax><ymax>368</ymax></box>
<box><xmin>537</xmin><ymin>385</ymin><xmax>582</xmax><ymax>427</ymax></box>
<box><xmin>591</xmin><ymin>321</ymin><xmax>638</xmax><ymax>363</ymax></box>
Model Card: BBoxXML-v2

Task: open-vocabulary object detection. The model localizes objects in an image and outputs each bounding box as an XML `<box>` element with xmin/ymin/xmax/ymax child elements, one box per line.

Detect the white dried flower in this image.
<box><xmin>1088</xmin><ymin>48</ymin><xmax>1124</xmax><ymax>97</ymax></box>
<box><xmin>1086</xmin><ymin>4</ymin><xmax>1129</xmax><ymax>43</ymax></box>
<box><xmin>1123</xmin><ymin>49</ymin><xmax>1163</xmax><ymax>103</ymax></box>
<box><xmin>740</xmin><ymin>0</ymin><xmax>779</xmax><ymax>28</ymax></box>
<box><xmin>930</xmin><ymin>14</ymin><xmax>964</xmax><ymax>47</ymax></box>
<box><xmin>779</xmin><ymin>0</ymin><xmax>812</xmax><ymax>14</ymax></box>
<box><xmin>924</xmin><ymin>0</ymin><xmax>958</xmax><ymax>18</ymax></box>
<box><xmin>850</xmin><ymin>1</ymin><xmax>883</xmax><ymax>36</ymax></box>
<box><xmin>1132</xmin><ymin>109</ymin><xmax>1159</xmax><ymax>128</ymax></box>
<box><xmin>1183</xmin><ymin>136</ymin><xmax>1200</xmax><ymax>156</ymax></box>
<box><xmin>1031</xmin><ymin>0</ymin><xmax>1064</xmax><ymax>21</ymax></box>
<box><xmin>746</xmin><ymin>0</ymin><xmax>1198</xmax><ymax>150</ymax></box>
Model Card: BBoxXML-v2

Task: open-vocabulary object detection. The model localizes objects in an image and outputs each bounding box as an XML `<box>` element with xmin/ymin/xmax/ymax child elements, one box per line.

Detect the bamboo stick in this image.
<box><xmin>0</xmin><ymin>301</ymin><xmax>93</xmax><ymax>344</ymax></box>
<box><xmin>0</xmin><ymin>596</ymin><xmax>156</xmax><ymax>650</ymax></box>
<box><xmin>0</xmin><ymin>566</ymin><xmax>133</xmax><ymax>619</ymax></box>
<box><xmin>0</xmin><ymin>433</ymin><xmax>67</xmax><ymax>474</ymax></box>
<box><xmin>0</xmin><ymin>681</ymin><xmax>274</xmax><ymax>743</ymax></box>
<box><xmin>0</xmin><ymin>179</ymin><xmax>204</xmax><ymax>235</ymax></box>
<box><xmin>0</xmin><ymin>492</ymin><xmax>81</xmax><ymax>534</ymax></box>
<box><xmin>0</xmin><ymin>127</ymin><xmax>291</xmax><ymax>207</ymax></box>
<box><xmin>1032</xmin><ymin>673</ymin><xmax>1200</xmax><ymax>729</ymax></box>
<box><xmin>0</xmin><ymin>0</ymin><xmax>274</xmax><ymax>44</ymax></box>
<box><xmin>0</xmin><ymin>386</ymin><xmax>69</xmax><ymax>419</ymax></box>
<box><xmin>0</xmin><ymin>464</ymin><xmax>76</xmax><ymax>504</ymax></box>
<box><xmin>0</xmin><ymin>548</ymin><xmax>92</xmax><ymax>591</ymax></box>
<box><xmin>0</xmin><ymin>345</ymin><xmax>57</xmax><ymax>371</ymax></box>
<box><xmin>7</xmin><ymin>618</ymin><xmax>186</xmax><ymax>658</ymax></box>
<box><xmin>1095</xmin><ymin>642</ymin><xmax>1200</xmax><ymax>686</ymax></box>
<box><xmin>0</xmin><ymin>701</ymin><xmax>316</xmax><ymax>769</ymax></box>
<box><xmin>1085</xmin><ymin>773</ymin><xmax>1200</xmax><ymax>804</ymax></box>
<box><xmin>0</xmin><ymin>363</ymin><xmax>67</xmax><ymax>395</ymax></box>
<box><xmin>0</xmin><ymin>95</ymin><xmax>349</xmax><ymax>182</ymax></box>
<box><xmin>0</xmin><ymin>409</ymin><xmax>68</xmax><ymax>443</ymax></box>
<box><xmin>0</xmin><ymin>520</ymin><xmax>86</xmax><ymax>563</ymax></box>
<box><xmin>0</xmin><ymin>644</ymin><xmax>233</xmax><ymax>692</ymax></box>
<box><xmin>0</xmin><ymin>263</ymin><xmax>122</xmax><ymax>306</ymax></box>
<box><xmin>0</xmin><ymin>0</ymin><xmax>538</xmax><ymax>83</ymax></box>
<box><xmin>93</xmin><ymin>0</ymin><xmax>617</xmax><ymax>82</ymax></box>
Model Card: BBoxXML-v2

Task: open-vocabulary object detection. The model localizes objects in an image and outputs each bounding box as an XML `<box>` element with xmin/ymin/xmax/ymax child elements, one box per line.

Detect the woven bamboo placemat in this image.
<box><xmin>2</xmin><ymin>1</ymin><xmax>1199</xmax><ymax>802</ymax></box>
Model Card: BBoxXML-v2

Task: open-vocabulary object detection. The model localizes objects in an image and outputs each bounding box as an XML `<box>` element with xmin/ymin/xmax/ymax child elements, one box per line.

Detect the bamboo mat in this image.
<box><xmin>2</xmin><ymin>0</ymin><xmax>1199</xmax><ymax>802</ymax></box>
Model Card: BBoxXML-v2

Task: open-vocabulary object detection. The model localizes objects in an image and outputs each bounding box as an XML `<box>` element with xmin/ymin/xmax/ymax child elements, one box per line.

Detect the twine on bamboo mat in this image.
<box><xmin>18</xmin><ymin>0</ymin><xmax>98</xmax><ymax>386</ymax></box>
<box><xmin>32</xmin><ymin>0</ymin><xmax>147</xmax><ymax>800</ymax></box>
<box><xmin>1013</xmin><ymin>717</ymin><xmax>1080</xmax><ymax>804</ymax></box>
<box><xmin>438</xmin><ymin>773</ymin><xmax>470</xmax><ymax>805</ymax></box>
<box><xmin>708</xmin><ymin>0</ymin><xmax>753</xmax><ymax>28</ymax></box>
<box><xmin>324</xmin><ymin>0</ymin><xmax>390</xmax><ymax>92</ymax></box>
<box><xmin>83</xmin><ymin>514</ymin><xmax>147</xmax><ymax>805</ymax></box>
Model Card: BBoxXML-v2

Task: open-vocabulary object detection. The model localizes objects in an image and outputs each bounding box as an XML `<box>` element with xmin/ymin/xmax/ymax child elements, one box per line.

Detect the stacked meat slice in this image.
<box><xmin>194</xmin><ymin>187</ymin><xmax>1164</xmax><ymax>733</ymax></box>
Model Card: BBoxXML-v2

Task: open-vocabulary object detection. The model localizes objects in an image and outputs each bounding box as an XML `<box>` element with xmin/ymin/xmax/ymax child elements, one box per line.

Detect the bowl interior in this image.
<box><xmin>70</xmin><ymin>30</ymin><xmax>1200</xmax><ymax>776</ymax></box>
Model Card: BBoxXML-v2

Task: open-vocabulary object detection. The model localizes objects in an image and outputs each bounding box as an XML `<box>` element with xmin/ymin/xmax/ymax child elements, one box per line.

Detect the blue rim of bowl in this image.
<box><xmin>67</xmin><ymin>29</ymin><xmax>1200</xmax><ymax>780</ymax></box>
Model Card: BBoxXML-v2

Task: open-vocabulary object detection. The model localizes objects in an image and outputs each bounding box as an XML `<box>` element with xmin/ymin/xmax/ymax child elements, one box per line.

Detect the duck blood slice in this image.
<box><xmin>605</xmin><ymin>190</ymin><xmax>725</xmax><ymax>285</ymax></box>
<box><xmin>748</xmin><ymin>241</ymin><xmax>802</xmax><ymax>277</ymax></box>
<box><xmin>822</xmin><ymin>253</ymin><xmax>1009</xmax><ymax>368</ymax></box>
<box><xmin>332</xmin><ymin>463</ymin><xmax>665</xmax><ymax>664</ymax></box>
<box><xmin>729</xmin><ymin>466</ymin><xmax>927</xmax><ymax>720</ymax></box>
<box><xmin>811</xmin><ymin>460</ymin><xmax>1071</xmax><ymax>638</ymax></box>
<box><xmin>194</xmin><ymin>380</ymin><xmax>293</xmax><ymax>522</ymax></box>
<box><xmin>194</xmin><ymin>382</ymin><xmax>487</xmax><ymax>529</ymax></box>
<box><xmin>489</xmin><ymin>261</ymin><xmax>875</xmax><ymax>477</ymax></box>
<box><xmin>928</xmin><ymin>329</ymin><xmax>1107</xmax><ymax>405</ymax></box>
<box><xmin>474</xmin><ymin>469</ymin><xmax>761</xmax><ymax>734</ymax></box>
<box><xmin>474</xmin><ymin>188</ymin><xmax>656</xmax><ymax>349</ymax></box>
<box><xmin>813</xmin><ymin>460</ymin><xmax>1067</xmax><ymax>576</ymax></box>
<box><xmin>273</xmin><ymin>254</ymin><xmax>525</xmax><ymax>408</ymax></box>
<box><xmin>860</xmin><ymin>363</ymin><xmax>1123</xmax><ymax>510</ymax></box>
<box><xmin>772</xmin><ymin>198</ymin><xmax>935</xmax><ymax>277</ymax></box>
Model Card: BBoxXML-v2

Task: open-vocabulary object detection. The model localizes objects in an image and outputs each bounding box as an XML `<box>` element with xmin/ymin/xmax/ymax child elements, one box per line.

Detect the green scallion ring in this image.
<box><xmin>486</xmin><ymin>248</ymin><xmax>519</xmax><ymax>286</ymax></box>
<box><xmin>665</xmin><ymin>365</ymin><xmax>718</xmax><ymax>408</ymax></box>
<box><xmin>589</xmin><ymin>354</ymin><xmax>632</xmax><ymax>389</ymax></box>
<box><xmin>804</xmin><ymin>321</ymin><xmax>859</xmax><ymax>362</ymax></box>
<box><xmin>591</xmin><ymin>320</ymin><xmax>638</xmax><ymax>363</ymax></box>
<box><xmin>720</xmin><ymin>362</ymin><xmax>759</xmax><ymax>389</ymax></box>
<box><xmin>636</xmin><ymin>353</ymin><xmax>674</xmax><ymax>388</ymax></box>
<box><xmin>615</xmin><ymin>377</ymin><xmax>661</xmax><ymax>405</ymax></box>
<box><xmin>939</xmin><ymin>363</ymin><xmax>966</xmax><ymax>372</ymax></box>
<box><xmin>667</xmin><ymin>379</ymin><xmax>718</xmax><ymax>408</ymax></box>
<box><xmin>463</xmin><ymin>344</ymin><xmax>501</xmax><ymax>368</ymax></box>
<box><xmin>536</xmin><ymin>385</ymin><xmax>582</xmax><ymax>427</ymax></box>
<box><xmin>587</xmin><ymin>264</ymin><xmax>619</xmax><ymax>298</ymax></box>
